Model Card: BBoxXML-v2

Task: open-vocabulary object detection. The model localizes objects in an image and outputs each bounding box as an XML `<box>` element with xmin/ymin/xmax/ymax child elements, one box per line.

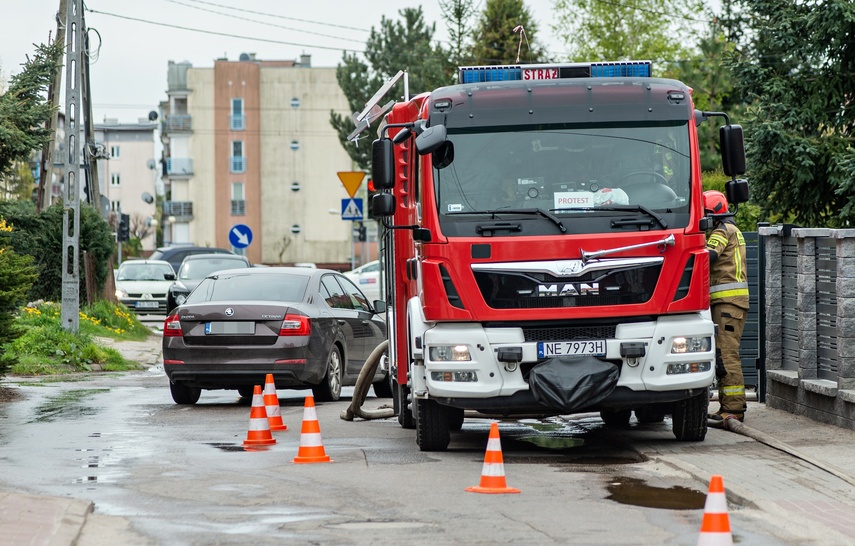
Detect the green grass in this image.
<box><xmin>0</xmin><ymin>301</ymin><xmax>150</xmax><ymax>375</ymax></box>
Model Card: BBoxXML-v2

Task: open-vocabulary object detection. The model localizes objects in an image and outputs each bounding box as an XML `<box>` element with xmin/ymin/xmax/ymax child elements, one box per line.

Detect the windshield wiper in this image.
<box><xmin>449</xmin><ymin>208</ymin><xmax>566</xmax><ymax>233</ymax></box>
<box><xmin>550</xmin><ymin>205</ymin><xmax>667</xmax><ymax>229</ymax></box>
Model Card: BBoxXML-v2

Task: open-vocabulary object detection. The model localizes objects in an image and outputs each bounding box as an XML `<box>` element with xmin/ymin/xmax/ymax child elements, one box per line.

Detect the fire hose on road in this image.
<box><xmin>340</xmin><ymin>340</ymin><xmax>396</xmax><ymax>421</ymax></box>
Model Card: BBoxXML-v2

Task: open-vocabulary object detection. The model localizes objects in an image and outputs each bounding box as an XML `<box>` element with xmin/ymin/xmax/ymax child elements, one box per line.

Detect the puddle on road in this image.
<box><xmin>31</xmin><ymin>388</ymin><xmax>108</xmax><ymax>423</ymax></box>
<box><xmin>606</xmin><ymin>476</ymin><xmax>706</xmax><ymax>510</ymax></box>
<box><xmin>518</xmin><ymin>435</ymin><xmax>585</xmax><ymax>449</ymax></box>
<box><xmin>206</xmin><ymin>442</ymin><xmax>273</xmax><ymax>453</ymax></box>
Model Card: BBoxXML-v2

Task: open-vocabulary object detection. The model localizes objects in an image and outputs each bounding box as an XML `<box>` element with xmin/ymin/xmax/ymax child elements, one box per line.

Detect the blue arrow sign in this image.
<box><xmin>229</xmin><ymin>224</ymin><xmax>253</xmax><ymax>248</ymax></box>
<box><xmin>341</xmin><ymin>198</ymin><xmax>363</xmax><ymax>221</ymax></box>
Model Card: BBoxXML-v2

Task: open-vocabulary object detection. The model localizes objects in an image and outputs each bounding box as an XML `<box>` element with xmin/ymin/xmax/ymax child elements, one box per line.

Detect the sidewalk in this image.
<box><xmin>5</xmin><ymin>332</ymin><xmax>855</xmax><ymax>544</ymax></box>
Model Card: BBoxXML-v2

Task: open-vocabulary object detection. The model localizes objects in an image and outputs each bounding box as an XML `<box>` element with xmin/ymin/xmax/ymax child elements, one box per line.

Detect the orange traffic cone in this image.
<box><xmin>697</xmin><ymin>475</ymin><xmax>733</xmax><ymax>546</ymax></box>
<box><xmin>243</xmin><ymin>385</ymin><xmax>277</xmax><ymax>447</ymax></box>
<box><xmin>466</xmin><ymin>422</ymin><xmax>520</xmax><ymax>494</ymax></box>
<box><xmin>263</xmin><ymin>374</ymin><xmax>288</xmax><ymax>431</ymax></box>
<box><xmin>293</xmin><ymin>396</ymin><xmax>331</xmax><ymax>463</ymax></box>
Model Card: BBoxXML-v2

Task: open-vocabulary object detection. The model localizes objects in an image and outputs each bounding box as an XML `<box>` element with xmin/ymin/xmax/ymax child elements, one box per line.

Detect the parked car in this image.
<box><xmin>114</xmin><ymin>259</ymin><xmax>176</xmax><ymax>314</ymax></box>
<box><xmin>343</xmin><ymin>260</ymin><xmax>382</xmax><ymax>303</ymax></box>
<box><xmin>149</xmin><ymin>246</ymin><xmax>234</xmax><ymax>275</ymax></box>
<box><xmin>162</xmin><ymin>267</ymin><xmax>389</xmax><ymax>404</ymax></box>
<box><xmin>166</xmin><ymin>254</ymin><xmax>252</xmax><ymax>313</ymax></box>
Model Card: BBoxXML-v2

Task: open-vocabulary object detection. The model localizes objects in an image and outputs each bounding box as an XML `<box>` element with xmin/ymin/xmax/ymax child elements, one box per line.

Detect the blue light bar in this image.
<box><xmin>458</xmin><ymin>61</ymin><xmax>652</xmax><ymax>84</ymax></box>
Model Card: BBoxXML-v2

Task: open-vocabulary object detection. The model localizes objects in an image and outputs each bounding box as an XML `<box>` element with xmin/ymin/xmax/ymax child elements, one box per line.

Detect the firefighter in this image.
<box><xmin>704</xmin><ymin>190</ymin><xmax>749</xmax><ymax>427</ymax></box>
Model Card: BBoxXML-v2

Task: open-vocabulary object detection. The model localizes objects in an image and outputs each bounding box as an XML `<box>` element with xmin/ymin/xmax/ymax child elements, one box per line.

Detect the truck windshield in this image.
<box><xmin>434</xmin><ymin>122</ymin><xmax>691</xmax><ymax>235</ymax></box>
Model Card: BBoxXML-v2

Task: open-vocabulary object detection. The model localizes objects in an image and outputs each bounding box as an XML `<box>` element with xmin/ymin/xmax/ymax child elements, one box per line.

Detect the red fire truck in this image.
<box><xmin>359</xmin><ymin>61</ymin><xmax>748</xmax><ymax>451</ymax></box>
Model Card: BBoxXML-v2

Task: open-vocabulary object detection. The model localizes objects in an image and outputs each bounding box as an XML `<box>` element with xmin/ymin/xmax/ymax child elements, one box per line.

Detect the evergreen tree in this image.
<box><xmin>440</xmin><ymin>0</ymin><xmax>478</xmax><ymax>66</ymax></box>
<box><xmin>330</xmin><ymin>8</ymin><xmax>452</xmax><ymax>170</ymax></box>
<box><xmin>726</xmin><ymin>0</ymin><xmax>855</xmax><ymax>226</ymax></box>
<box><xmin>0</xmin><ymin>42</ymin><xmax>63</xmax><ymax>180</ymax></box>
<box><xmin>471</xmin><ymin>0</ymin><xmax>547</xmax><ymax>65</ymax></box>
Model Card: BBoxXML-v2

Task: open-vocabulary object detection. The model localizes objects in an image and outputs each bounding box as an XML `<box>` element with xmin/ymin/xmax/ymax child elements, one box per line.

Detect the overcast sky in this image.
<box><xmin>1</xmin><ymin>0</ymin><xmax>566</xmax><ymax>124</ymax></box>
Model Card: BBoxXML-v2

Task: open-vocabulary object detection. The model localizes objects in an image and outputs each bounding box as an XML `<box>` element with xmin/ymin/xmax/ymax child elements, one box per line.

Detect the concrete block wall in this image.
<box><xmin>764</xmin><ymin>227</ymin><xmax>855</xmax><ymax>429</ymax></box>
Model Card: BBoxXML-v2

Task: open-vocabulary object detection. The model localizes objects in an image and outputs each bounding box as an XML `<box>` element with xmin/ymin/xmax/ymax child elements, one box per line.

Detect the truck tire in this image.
<box><xmin>394</xmin><ymin>380</ymin><xmax>415</xmax><ymax>429</ymax></box>
<box><xmin>634</xmin><ymin>406</ymin><xmax>666</xmax><ymax>424</ymax></box>
<box><xmin>448</xmin><ymin>407</ymin><xmax>465</xmax><ymax>431</ymax></box>
<box><xmin>672</xmin><ymin>390</ymin><xmax>708</xmax><ymax>441</ymax></box>
<box><xmin>416</xmin><ymin>398</ymin><xmax>450</xmax><ymax>451</ymax></box>
<box><xmin>372</xmin><ymin>373</ymin><xmax>394</xmax><ymax>398</ymax></box>
<box><xmin>600</xmin><ymin>409</ymin><xmax>632</xmax><ymax>428</ymax></box>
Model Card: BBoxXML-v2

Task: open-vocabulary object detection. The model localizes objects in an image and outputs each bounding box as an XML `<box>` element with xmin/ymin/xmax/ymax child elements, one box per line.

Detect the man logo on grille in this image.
<box><xmin>537</xmin><ymin>283</ymin><xmax>599</xmax><ymax>297</ymax></box>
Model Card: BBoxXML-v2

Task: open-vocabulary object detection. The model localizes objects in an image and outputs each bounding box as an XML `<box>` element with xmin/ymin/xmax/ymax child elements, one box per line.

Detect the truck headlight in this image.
<box><xmin>428</xmin><ymin>345</ymin><xmax>471</xmax><ymax>362</ymax></box>
<box><xmin>666</xmin><ymin>362</ymin><xmax>712</xmax><ymax>375</ymax></box>
<box><xmin>671</xmin><ymin>336</ymin><xmax>711</xmax><ymax>354</ymax></box>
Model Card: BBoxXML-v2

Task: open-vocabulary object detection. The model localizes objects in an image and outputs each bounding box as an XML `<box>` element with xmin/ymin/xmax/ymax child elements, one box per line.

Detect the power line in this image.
<box><xmin>84</xmin><ymin>8</ymin><xmax>365</xmax><ymax>54</ymax></box>
<box><xmin>163</xmin><ymin>0</ymin><xmax>365</xmax><ymax>44</ymax></box>
<box><xmin>178</xmin><ymin>0</ymin><xmax>371</xmax><ymax>32</ymax></box>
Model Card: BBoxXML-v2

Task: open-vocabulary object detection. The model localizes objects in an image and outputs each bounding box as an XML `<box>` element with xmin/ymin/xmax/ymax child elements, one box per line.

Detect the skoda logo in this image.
<box><xmin>224</xmin><ymin>308</ymin><xmax>235</xmax><ymax>317</ymax></box>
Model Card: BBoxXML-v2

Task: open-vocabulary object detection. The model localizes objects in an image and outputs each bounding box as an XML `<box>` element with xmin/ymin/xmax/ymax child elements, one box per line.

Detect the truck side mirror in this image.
<box><xmin>372</xmin><ymin>193</ymin><xmax>395</xmax><ymax>218</ymax></box>
<box><xmin>725</xmin><ymin>179</ymin><xmax>750</xmax><ymax>205</ymax></box>
<box><xmin>415</xmin><ymin>124</ymin><xmax>447</xmax><ymax>155</ymax></box>
<box><xmin>720</xmin><ymin>125</ymin><xmax>746</xmax><ymax>177</ymax></box>
<box><xmin>372</xmin><ymin>139</ymin><xmax>394</xmax><ymax>190</ymax></box>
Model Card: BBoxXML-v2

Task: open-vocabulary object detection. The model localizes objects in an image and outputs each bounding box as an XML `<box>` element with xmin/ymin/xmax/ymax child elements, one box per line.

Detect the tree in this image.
<box><xmin>0</xmin><ymin>42</ymin><xmax>63</xmax><ymax>179</ymax></box>
<box><xmin>330</xmin><ymin>8</ymin><xmax>453</xmax><ymax>170</ymax></box>
<box><xmin>551</xmin><ymin>0</ymin><xmax>700</xmax><ymax>69</ymax></box>
<box><xmin>130</xmin><ymin>213</ymin><xmax>153</xmax><ymax>241</ymax></box>
<box><xmin>726</xmin><ymin>0</ymin><xmax>855</xmax><ymax>227</ymax></box>
<box><xmin>471</xmin><ymin>0</ymin><xmax>548</xmax><ymax>65</ymax></box>
<box><xmin>440</xmin><ymin>0</ymin><xmax>478</xmax><ymax>66</ymax></box>
<box><xmin>0</xmin><ymin>161</ymin><xmax>36</xmax><ymax>202</ymax></box>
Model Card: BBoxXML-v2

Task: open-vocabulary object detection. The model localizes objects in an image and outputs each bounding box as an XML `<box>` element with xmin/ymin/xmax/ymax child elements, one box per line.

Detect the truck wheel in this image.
<box><xmin>600</xmin><ymin>409</ymin><xmax>632</xmax><ymax>428</ymax></box>
<box><xmin>170</xmin><ymin>381</ymin><xmax>200</xmax><ymax>405</ymax></box>
<box><xmin>634</xmin><ymin>406</ymin><xmax>665</xmax><ymax>424</ymax></box>
<box><xmin>394</xmin><ymin>380</ymin><xmax>415</xmax><ymax>429</ymax></box>
<box><xmin>672</xmin><ymin>390</ymin><xmax>708</xmax><ymax>441</ymax></box>
<box><xmin>448</xmin><ymin>407</ymin><xmax>465</xmax><ymax>431</ymax></box>
<box><xmin>237</xmin><ymin>386</ymin><xmax>254</xmax><ymax>398</ymax></box>
<box><xmin>372</xmin><ymin>373</ymin><xmax>394</xmax><ymax>398</ymax></box>
<box><xmin>416</xmin><ymin>399</ymin><xmax>450</xmax><ymax>451</ymax></box>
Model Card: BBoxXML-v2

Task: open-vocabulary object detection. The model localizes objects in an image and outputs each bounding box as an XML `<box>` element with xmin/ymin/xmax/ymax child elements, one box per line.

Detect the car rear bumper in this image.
<box><xmin>164</xmin><ymin>362</ymin><xmax>324</xmax><ymax>390</ymax></box>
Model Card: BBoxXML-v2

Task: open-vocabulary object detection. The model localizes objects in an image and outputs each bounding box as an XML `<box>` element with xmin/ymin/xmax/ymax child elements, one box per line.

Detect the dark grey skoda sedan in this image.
<box><xmin>162</xmin><ymin>267</ymin><xmax>388</xmax><ymax>405</ymax></box>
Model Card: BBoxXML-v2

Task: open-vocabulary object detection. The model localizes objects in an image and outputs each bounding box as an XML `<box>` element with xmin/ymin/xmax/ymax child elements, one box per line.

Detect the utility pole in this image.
<box><xmin>81</xmin><ymin>22</ymin><xmax>101</xmax><ymax>209</ymax></box>
<box><xmin>61</xmin><ymin>0</ymin><xmax>83</xmax><ymax>333</ymax></box>
<box><xmin>37</xmin><ymin>0</ymin><xmax>67</xmax><ymax>213</ymax></box>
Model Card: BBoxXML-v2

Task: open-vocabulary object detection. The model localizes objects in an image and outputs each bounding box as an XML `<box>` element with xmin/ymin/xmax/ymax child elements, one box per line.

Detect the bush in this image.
<box><xmin>702</xmin><ymin>169</ymin><xmax>763</xmax><ymax>233</ymax></box>
<box><xmin>0</xmin><ymin>217</ymin><xmax>37</xmax><ymax>349</ymax></box>
<box><xmin>0</xmin><ymin>201</ymin><xmax>114</xmax><ymax>302</ymax></box>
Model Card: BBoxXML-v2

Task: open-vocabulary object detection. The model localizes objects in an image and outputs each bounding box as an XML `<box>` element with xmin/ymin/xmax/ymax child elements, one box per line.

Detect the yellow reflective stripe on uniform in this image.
<box><xmin>711</xmin><ymin>289</ymin><xmax>750</xmax><ymax>300</ymax></box>
<box><xmin>710</xmin><ymin>282</ymin><xmax>749</xmax><ymax>293</ymax></box>
<box><xmin>734</xmin><ymin>243</ymin><xmax>743</xmax><ymax>282</ymax></box>
<box><xmin>707</xmin><ymin>234</ymin><xmax>728</xmax><ymax>247</ymax></box>
<box><xmin>722</xmin><ymin>385</ymin><xmax>745</xmax><ymax>396</ymax></box>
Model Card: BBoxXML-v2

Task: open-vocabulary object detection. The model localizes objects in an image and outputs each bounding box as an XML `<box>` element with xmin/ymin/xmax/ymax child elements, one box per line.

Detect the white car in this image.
<box><xmin>115</xmin><ymin>259</ymin><xmax>176</xmax><ymax>314</ymax></box>
<box><xmin>344</xmin><ymin>260</ymin><xmax>382</xmax><ymax>302</ymax></box>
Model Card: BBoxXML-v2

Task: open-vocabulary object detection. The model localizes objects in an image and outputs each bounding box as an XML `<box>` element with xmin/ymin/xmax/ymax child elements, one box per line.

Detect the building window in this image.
<box><xmin>230</xmin><ymin>98</ymin><xmax>245</xmax><ymax>131</ymax></box>
<box><xmin>290</xmin><ymin>97</ymin><xmax>301</xmax><ymax>108</ymax></box>
<box><xmin>290</xmin><ymin>140</ymin><xmax>300</xmax><ymax>151</ymax></box>
<box><xmin>110</xmin><ymin>200</ymin><xmax>120</xmax><ymax>212</ymax></box>
<box><xmin>230</xmin><ymin>141</ymin><xmax>245</xmax><ymax>173</ymax></box>
<box><xmin>290</xmin><ymin>181</ymin><xmax>301</xmax><ymax>192</ymax></box>
<box><xmin>110</xmin><ymin>146</ymin><xmax>120</xmax><ymax>158</ymax></box>
<box><xmin>110</xmin><ymin>173</ymin><xmax>121</xmax><ymax>187</ymax></box>
<box><xmin>231</xmin><ymin>182</ymin><xmax>245</xmax><ymax>215</ymax></box>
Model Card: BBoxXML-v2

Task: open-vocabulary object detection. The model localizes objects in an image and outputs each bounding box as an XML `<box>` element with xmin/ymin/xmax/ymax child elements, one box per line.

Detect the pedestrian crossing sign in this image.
<box><xmin>341</xmin><ymin>198</ymin><xmax>363</xmax><ymax>220</ymax></box>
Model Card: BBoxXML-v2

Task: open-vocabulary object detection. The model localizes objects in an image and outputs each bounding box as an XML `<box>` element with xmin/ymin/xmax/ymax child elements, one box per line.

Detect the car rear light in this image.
<box><xmin>275</xmin><ymin>359</ymin><xmax>307</xmax><ymax>364</ymax></box>
<box><xmin>163</xmin><ymin>359</ymin><xmax>185</xmax><ymax>365</ymax></box>
<box><xmin>163</xmin><ymin>314</ymin><xmax>183</xmax><ymax>337</ymax></box>
<box><xmin>279</xmin><ymin>314</ymin><xmax>311</xmax><ymax>336</ymax></box>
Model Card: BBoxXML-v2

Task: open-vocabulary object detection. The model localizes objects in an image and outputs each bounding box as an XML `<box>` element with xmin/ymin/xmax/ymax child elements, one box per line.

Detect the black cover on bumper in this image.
<box><xmin>527</xmin><ymin>356</ymin><xmax>619</xmax><ymax>413</ymax></box>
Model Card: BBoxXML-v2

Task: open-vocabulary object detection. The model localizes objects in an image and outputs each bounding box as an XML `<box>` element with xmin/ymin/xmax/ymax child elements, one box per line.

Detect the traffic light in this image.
<box><xmin>118</xmin><ymin>213</ymin><xmax>130</xmax><ymax>242</ymax></box>
<box><xmin>367</xmin><ymin>178</ymin><xmax>377</xmax><ymax>220</ymax></box>
<box><xmin>356</xmin><ymin>224</ymin><xmax>367</xmax><ymax>242</ymax></box>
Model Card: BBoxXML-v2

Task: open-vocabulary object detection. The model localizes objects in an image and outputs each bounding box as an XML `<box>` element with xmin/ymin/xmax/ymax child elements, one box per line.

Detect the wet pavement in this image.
<box><xmin>4</xmin><ymin>331</ymin><xmax>855</xmax><ymax>544</ymax></box>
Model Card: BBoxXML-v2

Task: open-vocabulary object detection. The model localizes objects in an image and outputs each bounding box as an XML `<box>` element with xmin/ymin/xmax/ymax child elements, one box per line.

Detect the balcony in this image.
<box><xmin>166</xmin><ymin>158</ymin><xmax>194</xmax><ymax>177</ymax></box>
<box><xmin>230</xmin><ymin>114</ymin><xmax>245</xmax><ymax>131</ymax></box>
<box><xmin>230</xmin><ymin>156</ymin><xmax>246</xmax><ymax>173</ymax></box>
<box><xmin>163</xmin><ymin>201</ymin><xmax>193</xmax><ymax>221</ymax></box>
<box><xmin>163</xmin><ymin>114</ymin><xmax>192</xmax><ymax>133</ymax></box>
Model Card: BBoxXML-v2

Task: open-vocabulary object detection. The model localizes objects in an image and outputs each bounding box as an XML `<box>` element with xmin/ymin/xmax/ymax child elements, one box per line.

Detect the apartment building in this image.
<box><xmin>159</xmin><ymin>54</ymin><xmax>357</xmax><ymax>265</ymax></box>
<box><xmin>95</xmin><ymin>119</ymin><xmax>158</xmax><ymax>251</ymax></box>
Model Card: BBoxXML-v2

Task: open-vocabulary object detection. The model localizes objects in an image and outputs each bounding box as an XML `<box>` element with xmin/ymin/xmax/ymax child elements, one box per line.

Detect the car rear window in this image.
<box><xmin>186</xmin><ymin>274</ymin><xmax>309</xmax><ymax>303</ymax></box>
<box><xmin>179</xmin><ymin>258</ymin><xmax>248</xmax><ymax>280</ymax></box>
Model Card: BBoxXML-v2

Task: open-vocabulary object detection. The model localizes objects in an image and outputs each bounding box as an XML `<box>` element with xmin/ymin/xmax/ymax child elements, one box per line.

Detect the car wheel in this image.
<box><xmin>600</xmin><ymin>409</ymin><xmax>632</xmax><ymax>428</ymax></box>
<box><xmin>170</xmin><ymin>381</ymin><xmax>201</xmax><ymax>405</ymax></box>
<box><xmin>313</xmin><ymin>346</ymin><xmax>342</xmax><ymax>402</ymax></box>
<box><xmin>416</xmin><ymin>398</ymin><xmax>450</xmax><ymax>452</ymax></box>
<box><xmin>237</xmin><ymin>386</ymin><xmax>254</xmax><ymax>398</ymax></box>
<box><xmin>672</xmin><ymin>390</ymin><xmax>708</xmax><ymax>441</ymax></box>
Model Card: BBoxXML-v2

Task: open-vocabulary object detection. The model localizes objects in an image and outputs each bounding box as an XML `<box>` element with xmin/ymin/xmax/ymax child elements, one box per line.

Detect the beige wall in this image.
<box><xmin>186</xmin><ymin>69</ymin><xmax>217</xmax><ymax>247</ymax></box>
